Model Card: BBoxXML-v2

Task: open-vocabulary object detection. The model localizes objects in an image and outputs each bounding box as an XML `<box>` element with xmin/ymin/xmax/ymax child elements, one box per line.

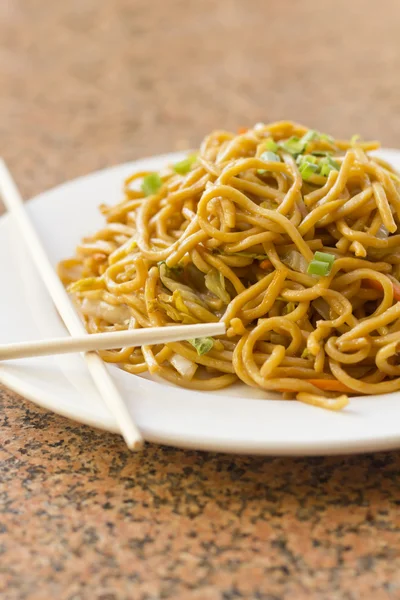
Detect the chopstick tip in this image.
<box><xmin>126</xmin><ymin>435</ymin><xmax>144</xmax><ymax>451</ymax></box>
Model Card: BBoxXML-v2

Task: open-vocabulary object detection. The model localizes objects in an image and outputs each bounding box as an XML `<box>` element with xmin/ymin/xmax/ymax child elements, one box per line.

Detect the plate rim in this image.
<box><xmin>3</xmin><ymin>148</ymin><xmax>400</xmax><ymax>455</ymax></box>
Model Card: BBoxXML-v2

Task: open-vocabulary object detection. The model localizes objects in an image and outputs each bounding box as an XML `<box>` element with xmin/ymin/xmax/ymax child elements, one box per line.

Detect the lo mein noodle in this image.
<box><xmin>58</xmin><ymin>121</ymin><xmax>400</xmax><ymax>410</ymax></box>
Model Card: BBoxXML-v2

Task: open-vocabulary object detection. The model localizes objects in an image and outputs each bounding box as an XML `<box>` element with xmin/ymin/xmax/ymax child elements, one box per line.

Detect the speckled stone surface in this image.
<box><xmin>2</xmin><ymin>1</ymin><xmax>400</xmax><ymax>598</ymax></box>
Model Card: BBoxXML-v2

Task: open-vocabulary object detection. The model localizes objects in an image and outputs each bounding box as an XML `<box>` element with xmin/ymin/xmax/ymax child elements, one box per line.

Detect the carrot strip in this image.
<box><xmin>259</xmin><ymin>259</ymin><xmax>273</xmax><ymax>270</ymax></box>
<box><xmin>305</xmin><ymin>379</ymin><xmax>354</xmax><ymax>393</ymax></box>
<box><xmin>237</xmin><ymin>127</ymin><xmax>248</xmax><ymax>134</ymax></box>
<box><xmin>367</xmin><ymin>279</ymin><xmax>384</xmax><ymax>293</ymax></box>
<box><xmin>367</xmin><ymin>278</ymin><xmax>400</xmax><ymax>302</ymax></box>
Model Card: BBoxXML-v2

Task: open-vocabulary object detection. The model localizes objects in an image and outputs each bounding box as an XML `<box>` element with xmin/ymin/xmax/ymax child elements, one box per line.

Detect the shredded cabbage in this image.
<box><xmin>205</xmin><ymin>270</ymin><xmax>230</xmax><ymax>304</ymax></box>
<box><xmin>170</xmin><ymin>353</ymin><xmax>198</xmax><ymax>379</ymax></box>
<box><xmin>188</xmin><ymin>337</ymin><xmax>214</xmax><ymax>355</ymax></box>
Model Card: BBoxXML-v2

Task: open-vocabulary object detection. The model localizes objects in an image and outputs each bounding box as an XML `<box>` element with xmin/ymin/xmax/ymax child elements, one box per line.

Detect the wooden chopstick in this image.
<box><xmin>0</xmin><ymin>323</ymin><xmax>226</xmax><ymax>361</ymax></box>
<box><xmin>0</xmin><ymin>160</ymin><xmax>146</xmax><ymax>449</ymax></box>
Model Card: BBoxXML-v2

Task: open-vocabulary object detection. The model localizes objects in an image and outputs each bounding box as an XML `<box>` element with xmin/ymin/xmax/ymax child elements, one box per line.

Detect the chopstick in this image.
<box><xmin>0</xmin><ymin>160</ymin><xmax>145</xmax><ymax>450</ymax></box>
<box><xmin>0</xmin><ymin>323</ymin><xmax>226</xmax><ymax>361</ymax></box>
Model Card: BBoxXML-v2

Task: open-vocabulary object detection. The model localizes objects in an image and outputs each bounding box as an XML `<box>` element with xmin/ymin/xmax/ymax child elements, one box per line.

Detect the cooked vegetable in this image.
<box><xmin>170</xmin><ymin>353</ymin><xmax>198</xmax><ymax>379</ymax></box>
<box><xmin>141</xmin><ymin>173</ymin><xmax>163</xmax><ymax>196</ymax></box>
<box><xmin>259</xmin><ymin>259</ymin><xmax>273</xmax><ymax>270</ymax></box>
<box><xmin>68</xmin><ymin>277</ymin><xmax>104</xmax><ymax>292</ymax></box>
<box><xmin>188</xmin><ymin>337</ymin><xmax>214</xmax><ymax>355</ymax></box>
<box><xmin>80</xmin><ymin>298</ymin><xmax>130</xmax><ymax>324</ymax></box>
<box><xmin>299</xmin><ymin>161</ymin><xmax>319</xmax><ymax>181</ymax></box>
<box><xmin>264</xmin><ymin>138</ymin><xmax>278</xmax><ymax>152</ymax></box>
<box><xmin>319</xmin><ymin>155</ymin><xmax>340</xmax><ymax>177</ymax></box>
<box><xmin>282</xmin><ymin>250</ymin><xmax>308</xmax><ymax>273</ymax></box>
<box><xmin>312</xmin><ymin>298</ymin><xmax>331</xmax><ymax>320</ymax></box>
<box><xmin>313</xmin><ymin>251</ymin><xmax>335</xmax><ymax>268</ymax></box>
<box><xmin>307</xmin><ymin>251</ymin><xmax>335</xmax><ymax>276</ymax></box>
<box><xmin>307</xmin><ymin>260</ymin><xmax>331</xmax><ymax>277</ymax></box>
<box><xmin>260</xmin><ymin>150</ymin><xmax>280</xmax><ymax>163</ymax></box>
<box><xmin>302</xmin><ymin>130</ymin><xmax>319</xmax><ymax>143</ymax></box>
<box><xmin>174</xmin><ymin>154</ymin><xmax>198</xmax><ymax>175</ymax></box>
<box><xmin>367</xmin><ymin>278</ymin><xmax>400</xmax><ymax>303</ymax></box>
<box><xmin>376</xmin><ymin>225</ymin><xmax>389</xmax><ymax>240</ymax></box>
<box><xmin>279</xmin><ymin>136</ymin><xmax>305</xmax><ymax>156</ymax></box>
<box><xmin>205</xmin><ymin>270</ymin><xmax>231</xmax><ymax>304</ymax></box>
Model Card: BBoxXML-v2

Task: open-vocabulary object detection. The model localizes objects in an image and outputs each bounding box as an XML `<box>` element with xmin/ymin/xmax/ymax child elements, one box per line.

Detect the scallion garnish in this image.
<box><xmin>319</xmin><ymin>162</ymin><xmax>334</xmax><ymax>177</ymax></box>
<box><xmin>301</xmin><ymin>129</ymin><xmax>319</xmax><ymax>143</ymax></box>
<box><xmin>188</xmin><ymin>337</ymin><xmax>214</xmax><ymax>355</ymax></box>
<box><xmin>141</xmin><ymin>173</ymin><xmax>162</xmax><ymax>196</ymax></box>
<box><xmin>329</xmin><ymin>157</ymin><xmax>340</xmax><ymax>169</ymax></box>
<box><xmin>296</xmin><ymin>154</ymin><xmax>318</xmax><ymax>165</ymax></box>
<box><xmin>311</xmin><ymin>150</ymin><xmax>333</xmax><ymax>156</ymax></box>
<box><xmin>264</xmin><ymin>138</ymin><xmax>278</xmax><ymax>152</ymax></box>
<box><xmin>174</xmin><ymin>154</ymin><xmax>198</xmax><ymax>175</ymax></box>
<box><xmin>307</xmin><ymin>251</ymin><xmax>335</xmax><ymax>277</ymax></box>
<box><xmin>299</xmin><ymin>161</ymin><xmax>319</xmax><ymax>181</ymax></box>
<box><xmin>258</xmin><ymin>150</ymin><xmax>281</xmax><ymax>175</ymax></box>
<box><xmin>297</xmin><ymin>153</ymin><xmax>339</xmax><ymax>179</ymax></box>
<box><xmin>313</xmin><ymin>251</ymin><xmax>335</xmax><ymax>267</ymax></box>
<box><xmin>260</xmin><ymin>150</ymin><xmax>280</xmax><ymax>163</ymax></box>
<box><xmin>279</xmin><ymin>130</ymin><xmax>335</xmax><ymax>159</ymax></box>
<box><xmin>307</xmin><ymin>260</ymin><xmax>331</xmax><ymax>277</ymax></box>
<box><xmin>278</xmin><ymin>136</ymin><xmax>305</xmax><ymax>156</ymax></box>
<box><xmin>319</xmin><ymin>156</ymin><xmax>340</xmax><ymax>177</ymax></box>
<box><xmin>320</xmin><ymin>133</ymin><xmax>335</xmax><ymax>143</ymax></box>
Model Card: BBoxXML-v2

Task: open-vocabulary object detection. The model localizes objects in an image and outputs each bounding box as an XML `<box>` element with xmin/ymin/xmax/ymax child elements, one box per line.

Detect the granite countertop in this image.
<box><xmin>2</xmin><ymin>1</ymin><xmax>400</xmax><ymax>598</ymax></box>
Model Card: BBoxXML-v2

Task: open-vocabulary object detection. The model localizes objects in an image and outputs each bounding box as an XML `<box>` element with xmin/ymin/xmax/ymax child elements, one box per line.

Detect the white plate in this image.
<box><xmin>2</xmin><ymin>149</ymin><xmax>400</xmax><ymax>455</ymax></box>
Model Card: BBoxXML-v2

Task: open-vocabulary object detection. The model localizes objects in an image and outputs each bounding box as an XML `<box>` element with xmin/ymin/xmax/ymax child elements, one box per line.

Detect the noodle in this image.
<box><xmin>58</xmin><ymin>120</ymin><xmax>400</xmax><ymax>410</ymax></box>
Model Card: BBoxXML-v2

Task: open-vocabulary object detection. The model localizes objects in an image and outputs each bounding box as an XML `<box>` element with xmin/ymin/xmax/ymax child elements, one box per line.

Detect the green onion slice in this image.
<box><xmin>320</xmin><ymin>162</ymin><xmax>333</xmax><ymax>177</ymax></box>
<box><xmin>307</xmin><ymin>260</ymin><xmax>331</xmax><ymax>277</ymax></box>
<box><xmin>319</xmin><ymin>156</ymin><xmax>340</xmax><ymax>177</ymax></box>
<box><xmin>307</xmin><ymin>251</ymin><xmax>335</xmax><ymax>276</ymax></box>
<box><xmin>278</xmin><ymin>136</ymin><xmax>305</xmax><ymax>156</ymax></box>
<box><xmin>264</xmin><ymin>138</ymin><xmax>278</xmax><ymax>152</ymax></box>
<box><xmin>301</xmin><ymin>129</ymin><xmax>319</xmax><ymax>143</ymax></box>
<box><xmin>141</xmin><ymin>173</ymin><xmax>162</xmax><ymax>196</ymax></box>
<box><xmin>258</xmin><ymin>151</ymin><xmax>281</xmax><ymax>175</ymax></box>
<box><xmin>174</xmin><ymin>154</ymin><xmax>198</xmax><ymax>175</ymax></box>
<box><xmin>260</xmin><ymin>150</ymin><xmax>280</xmax><ymax>163</ymax></box>
<box><xmin>297</xmin><ymin>154</ymin><xmax>318</xmax><ymax>165</ymax></box>
<box><xmin>320</xmin><ymin>133</ymin><xmax>335</xmax><ymax>143</ymax></box>
<box><xmin>311</xmin><ymin>150</ymin><xmax>333</xmax><ymax>157</ymax></box>
<box><xmin>299</xmin><ymin>161</ymin><xmax>319</xmax><ymax>181</ymax></box>
<box><xmin>279</xmin><ymin>130</ymin><xmax>335</xmax><ymax>157</ymax></box>
<box><xmin>313</xmin><ymin>251</ymin><xmax>335</xmax><ymax>267</ymax></box>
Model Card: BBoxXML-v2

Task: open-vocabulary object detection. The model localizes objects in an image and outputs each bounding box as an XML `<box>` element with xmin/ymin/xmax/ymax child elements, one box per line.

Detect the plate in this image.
<box><xmin>2</xmin><ymin>149</ymin><xmax>400</xmax><ymax>455</ymax></box>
